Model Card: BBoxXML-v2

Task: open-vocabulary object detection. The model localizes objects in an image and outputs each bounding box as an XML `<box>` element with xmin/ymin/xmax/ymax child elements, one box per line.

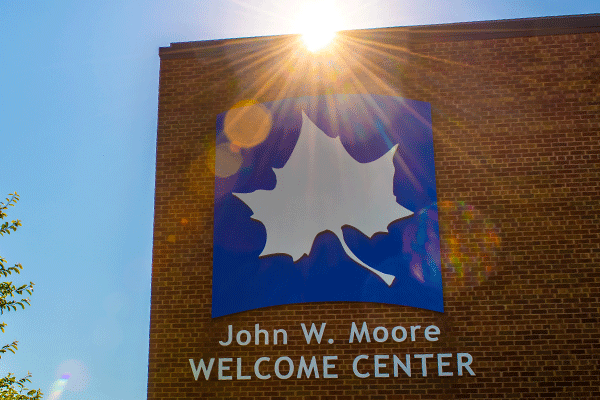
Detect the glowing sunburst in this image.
<box><xmin>296</xmin><ymin>1</ymin><xmax>340</xmax><ymax>52</ymax></box>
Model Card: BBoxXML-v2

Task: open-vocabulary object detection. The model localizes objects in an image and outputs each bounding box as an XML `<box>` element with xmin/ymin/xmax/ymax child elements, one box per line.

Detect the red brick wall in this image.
<box><xmin>149</xmin><ymin>15</ymin><xmax>600</xmax><ymax>399</ymax></box>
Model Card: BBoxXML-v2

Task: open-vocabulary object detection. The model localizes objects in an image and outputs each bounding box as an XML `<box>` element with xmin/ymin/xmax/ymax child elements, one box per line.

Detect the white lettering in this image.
<box><xmin>219</xmin><ymin>325</ymin><xmax>233</xmax><ymax>346</ymax></box>
<box><xmin>353</xmin><ymin>355</ymin><xmax>369</xmax><ymax>378</ymax></box>
<box><xmin>374</xmin><ymin>355</ymin><xmax>389</xmax><ymax>378</ymax></box>
<box><xmin>274</xmin><ymin>357</ymin><xmax>294</xmax><ymax>379</ymax></box>
<box><xmin>189</xmin><ymin>358</ymin><xmax>214</xmax><ymax>380</ymax></box>
<box><xmin>393</xmin><ymin>354</ymin><xmax>411</xmax><ymax>377</ymax></box>
<box><xmin>373</xmin><ymin>326</ymin><xmax>389</xmax><ymax>343</ymax></box>
<box><xmin>437</xmin><ymin>353</ymin><xmax>452</xmax><ymax>376</ymax></box>
<box><xmin>255</xmin><ymin>324</ymin><xmax>269</xmax><ymax>345</ymax></box>
<box><xmin>297</xmin><ymin>356</ymin><xmax>319</xmax><ymax>378</ymax></box>
<box><xmin>237</xmin><ymin>358</ymin><xmax>251</xmax><ymax>380</ymax></box>
<box><xmin>457</xmin><ymin>353</ymin><xmax>475</xmax><ymax>376</ymax></box>
<box><xmin>236</xmin><ymin>330</ymin><xmax>251</xmax><ymax>346</ymax></box>
<box><xmin>424</xmin><ymin>325</ymin><xmax>440</xmax><ymax>341</ymax></box>
<box><xmin>323</xmin><ymin>356</ymin><xmax>338</xmax><ymax>378</ymax></box>
<box><xmin>218</xmin><ymin>358</ymin><xmax>232</xmax><ymax>380</ymax></box>
<box><xmin>414</xmin><ymin>354</ymin><xmax>433</xmax><ymax>376</ymax></box>
<box><xmin>301</xmin><ymin>323</ymin><xmax>326</xmax><ymax>344</ymax></box>
<box><xmin>349</xmin><ymin>322</ymin><xmax>370</xmax><ymax>343</ymax></box>
<box><xmin>273</xmin><ymin>329</ymin><xmax>287</xmax><ymax>345</ymax></box>
<box><xmin>391</xmin><ymin>326</ymin><xmax>407</xmax><ymax>342</ymax></box>
<box><xmin>254</xmin><ymin>357</ymin><xmax>271</xmax><ymax>380</ymax></box>
<box><xmin>410</xmin><ymin>325</ymin><xmax>421</xmax><ymax>341</ymax></box>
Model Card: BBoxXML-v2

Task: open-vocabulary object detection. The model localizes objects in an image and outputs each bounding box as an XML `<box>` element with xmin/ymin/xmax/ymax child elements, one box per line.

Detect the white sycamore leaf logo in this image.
<box><xmin>234</xmin><ymin>112</ymin><xmax>414</xmax><ymax>286</ymax></box>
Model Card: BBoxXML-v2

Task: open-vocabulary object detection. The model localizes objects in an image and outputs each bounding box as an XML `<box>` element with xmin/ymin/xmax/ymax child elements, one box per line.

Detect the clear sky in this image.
<box><xmin>1</xmin><ymin>1</ymin><xmax>598</xmax><ymax>399</ymax></box>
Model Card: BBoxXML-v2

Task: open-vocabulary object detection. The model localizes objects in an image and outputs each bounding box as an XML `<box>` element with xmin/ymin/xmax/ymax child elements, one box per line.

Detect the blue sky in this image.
<box><xmin>1</xmin><ymin>1</ymin><xmax>598</xmax><ymax>399</ymax></box>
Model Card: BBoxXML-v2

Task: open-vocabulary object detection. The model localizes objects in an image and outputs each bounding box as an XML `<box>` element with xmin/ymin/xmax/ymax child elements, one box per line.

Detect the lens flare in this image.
<box><xmin>439</xmin><ymin>201</ymin><xmax>501</xmax><ymax>290</ymax></box>
<box><xmin>224</xmin><ymin>100</ymin><xmax>272</xmax><ymax>148</ymax></box>
<box><xmin>49</xmin><ymin>359</ymin><xmax>89</xmax><ymax>400</ymax></box>
<box><xmin>214</xmin><ymin>143</ymin><xmax>243</xmax><ymax>178</ymax></box>
<box><xmin>48</xmin><ymin>374</ymin><xmax>70</xmax><ymax>400</ymax></box>
<box><xmin>402</xmin><ymin>205</ymin><xmax>442</xmax><ymax>288</ymax></box>
<box><xmin>188</xmin><ymin>142</ymin><xmax>215</xmax><ymax>192</ymax></box>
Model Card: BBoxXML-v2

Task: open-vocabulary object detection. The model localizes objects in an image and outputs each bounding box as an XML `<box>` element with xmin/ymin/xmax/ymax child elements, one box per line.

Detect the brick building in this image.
<box><xmin>149</xmin><ymin>14</ymin><xmax>600</xmax><ymax>399</ymax></box>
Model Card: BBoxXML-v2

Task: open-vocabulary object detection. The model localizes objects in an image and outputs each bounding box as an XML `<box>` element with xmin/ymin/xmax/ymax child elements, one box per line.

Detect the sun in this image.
<box><xmin>296</xmin><ymin>1</ymin><xmax>341</xmax><ymax>52</ymax></box>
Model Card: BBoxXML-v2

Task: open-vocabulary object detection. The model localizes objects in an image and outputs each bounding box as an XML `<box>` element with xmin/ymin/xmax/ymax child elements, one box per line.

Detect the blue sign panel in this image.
<box><xmin>213</xmin><ymin>94</ymin><xmax>441</xmax><ymax>317</ymax></box>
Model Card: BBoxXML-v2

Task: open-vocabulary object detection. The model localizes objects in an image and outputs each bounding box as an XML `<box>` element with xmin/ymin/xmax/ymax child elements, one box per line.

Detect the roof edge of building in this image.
<box><xmin>159</xmin><ymin>13</ymin><xmax>600</xmax><ymax>59</ymax></box>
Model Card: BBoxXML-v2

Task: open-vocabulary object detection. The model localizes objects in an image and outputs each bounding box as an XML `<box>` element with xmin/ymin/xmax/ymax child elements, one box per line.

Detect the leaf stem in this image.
<box><xmin>337</xmin><ymin>232</ymin><xmax>395</xmax><ymax>286</ymax></box>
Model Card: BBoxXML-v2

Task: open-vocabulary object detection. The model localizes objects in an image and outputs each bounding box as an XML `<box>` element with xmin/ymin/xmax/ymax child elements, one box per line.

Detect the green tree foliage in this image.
<box><xmin>0</xmin><ymin>193</ymin><xmax>42</xmax><ymax>400</ymax></box>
